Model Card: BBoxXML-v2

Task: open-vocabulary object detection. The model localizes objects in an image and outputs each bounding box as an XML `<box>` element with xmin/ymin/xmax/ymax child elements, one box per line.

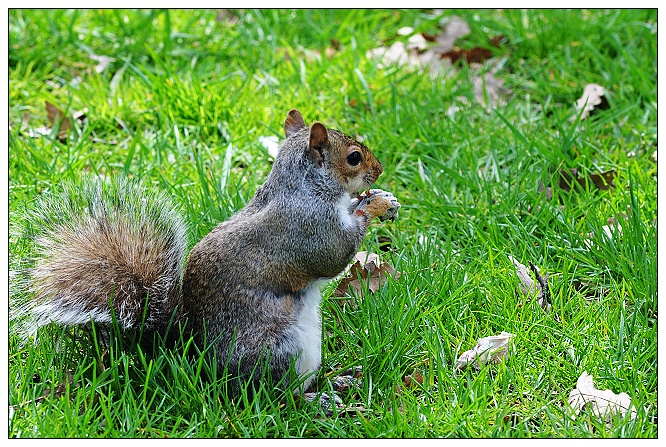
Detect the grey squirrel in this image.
<box><xmin>13</xmin><ymin>109</ymin><xmax>401</xmax><ymax>394</ymax></box>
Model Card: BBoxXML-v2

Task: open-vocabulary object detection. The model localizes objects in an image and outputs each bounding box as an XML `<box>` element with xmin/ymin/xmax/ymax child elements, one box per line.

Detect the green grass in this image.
<box><xmin>8</xmin><ymin>9</ymin><xmax>657</xmax><ymax>438</ymax></box>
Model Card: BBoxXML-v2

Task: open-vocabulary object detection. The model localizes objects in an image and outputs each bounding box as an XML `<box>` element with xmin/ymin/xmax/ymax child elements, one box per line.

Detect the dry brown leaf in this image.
<box><xmin>21</xmin><ymin>103</ymin><xmax>86</xmax><ymax>140</ymax></box>
<box><xmin>441</xmin><ymin>47</ymin><xmax>494</xmax><ymax>64</ymax></box>
<box><xmin>45</xmin><ymin>101</ymin><xmax>72</xmax><ymax>135</ymax></box>
<box><xmin>538</xmin><ymin>168</ymin><xmax>616</xmax><ymax>203</ymax></box>
<box><xmin>558</xmin><ymin>168</ymin><xmax>616</xmax><ymax>192</ymax></box>
<box><xmin>215</xmin><ymin>9</ymin><xmax>242</xmax><ymax>23</ymax></box>
<box><xmin>366</xmin><ymin>15</ymin><xmax>510</xmax><ymax>107</ymax></box>
<box><xmin>394</xmin><ymin>368</ymin><xmax>425</xmax><ymax>395</ymax></box>
<box><xmin>489</xmin><ymin>35</ymin><xmax>508</xmax><ymax>48</ymax></box>
<box><xmin>439</xmin><ymin>34</ymin><xmax>507</xmax><ymax>65</ymax></box>
<box><xmin>377</xmin><ymin>235</ymin><xmax>393</xmax><ymax>252</ymax></box>
<box><xmin>402</xmin><ymin>370</ymin><xmax>424</xmax><ymax>390</ymax></box>
<box><xmin>335</xmin><ymin>251</ymin><xmax>401</xmax><ymax>297</ymax></box>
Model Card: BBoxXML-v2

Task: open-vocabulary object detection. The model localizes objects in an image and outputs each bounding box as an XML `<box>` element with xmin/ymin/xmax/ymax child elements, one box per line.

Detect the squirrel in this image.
<box><xmin>12</xmin><ymin>109</ymin><xmax>401</xmax><ymax>395</ymax></box>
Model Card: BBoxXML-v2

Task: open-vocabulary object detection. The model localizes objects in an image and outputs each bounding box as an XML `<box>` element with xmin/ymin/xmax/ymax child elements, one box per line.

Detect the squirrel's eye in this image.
<box><xmin>346</xmin><ymin>151</ymin><xmax>362</xmax><ymax>166</ymax></box>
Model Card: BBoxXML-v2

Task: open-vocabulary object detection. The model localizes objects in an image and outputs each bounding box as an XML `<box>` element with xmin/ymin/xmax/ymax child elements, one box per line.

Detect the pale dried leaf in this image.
<box><xmin>568</xmin><ymin>371</ymin><xmax>637</xmax><ymax>423</ymax></box>
<box><xmin>397</xmin><ymin>26</ymin><xmax>413</xmax><ymax>36</ymax></box>
<box><xmin>301</xmin><ymin>391</ymin><xmax>363</xmax><ymax>417</ymax></box>
<box><xmin>89</xmin><ymin>54</ymin><xmax>115</xmax><ymax>73</ymax></box>
<box><xmin>354</xmin><ymin>250</ymin><xmax>380</xmax><ymax>267</ymax></box>
<box><xmin>574</xmin><ymin>83</ymin><xmax>609</xmax><ymax>121</ymax></box>
<box><xmin>434</xmin><ymin>15</ymin><xmax>471</xmax><ymax>53</ymax></box>
<box><xmin>330</xmin><ymin>366</ymin><xmax>363</xmax><ymax>394</ymax></box>
<box><xmin>335</xmin><ymin>251</ymin><xmax>400</xmax><ymax>297</ymax></box>
<box><xmin>508</xmin><ymin>255</ymin><xmax>551</xmax><ymax>312</ymax></box>
<box><xmin>259</xmin><ymin>135</ymin><xmax>280</xmax><ymax>158</ymax></box>
<box><xmin>406</xmin><ymin>34</ymin><xmax>428</xmax><ymax>52</ymax></box>
<box><xmin>472</xmin><ymin>71</ymin><xmax>507</xmax><ymax>109</ymax></box>
<box><xmin>584</xmin><ymin>222</ymin><xmax>623</xmax><ymax>250</ymax></box>
<box><xmin>508</xmin><ymin>255</ymin><xmax>537</xmax><ymax>297</ymax></box>
<box><xmin>454</xmin><ymin>332</ymin><xmax>514</xmax><ymax>370</ymax></box>
<box><xmin>25</xmin><ymin>127</ymin><xmax>53</xmax><ymax>138</ymax></box>
<box><xmin>366</xmin><ymin>42</ymin><xmax>414</xmax><ymax>68</ymax></box>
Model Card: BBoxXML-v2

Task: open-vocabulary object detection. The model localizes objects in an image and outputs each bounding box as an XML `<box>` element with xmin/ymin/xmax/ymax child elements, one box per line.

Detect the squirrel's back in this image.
<box><xmin>13</xmin><ymin>178</ymin><xmax>188</xmax><ymax>336</ymax></box>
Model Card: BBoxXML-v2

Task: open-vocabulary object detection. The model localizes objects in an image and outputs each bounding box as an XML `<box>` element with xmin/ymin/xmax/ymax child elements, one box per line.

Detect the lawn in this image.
<box><xmin>8</xmin><ymin>9</ymin><xmax>657</xmax><ymax>438</ymax></box>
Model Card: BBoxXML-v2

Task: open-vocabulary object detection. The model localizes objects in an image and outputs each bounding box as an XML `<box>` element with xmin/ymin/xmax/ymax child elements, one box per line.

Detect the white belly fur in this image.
<box><xmin>292</xmin><ymin>283</ymin><xmax>322</xmax><ymax>392</ymax></box>
<box><xmin>335</xmin><ymin>193</ymin><xmax>355</xmax><ymax>229</ymax></box>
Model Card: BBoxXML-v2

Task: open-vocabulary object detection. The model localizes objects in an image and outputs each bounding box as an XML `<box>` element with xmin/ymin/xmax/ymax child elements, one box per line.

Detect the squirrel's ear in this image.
<box><xmin>308</xmin><ymin>122</ymin><xmax>329</xmax><ymax>166</ymax></box>
<box><xmin>284</xmin><ymin>109</ymin><xmax>307</xmax><ymax>138</ymax></box>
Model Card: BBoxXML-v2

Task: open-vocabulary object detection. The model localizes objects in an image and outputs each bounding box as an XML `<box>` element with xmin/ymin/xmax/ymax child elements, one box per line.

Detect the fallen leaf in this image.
<box><xmin>402</xmin><ymin>370</ymin><xmax>424</xmax><ymax>390</ymax></box>
<box><xmin>334</xmin><ymin>251</ymin><xmax>400</xmax><ymax>297</ymax></box>
<box><xmin>377</xmin><ymin>236</ymin><xmax>393</xmax><ymax>252</ymax></box>
<box><xmin>329</xmin><ymin>366</ymin><xmax>363</xmax><ymax>394</ymax></box>
<box><xmin>472</xmin><ymin>71</ymin><xmax>508</xmax><ymax>108</ymax></box>
<box><xmin>45</xmin><ymin>101</ymin><xmax>72</xmax><ymax>134</ymax></box>
<box><xmin>366</xmin><ymin>15</ymin><xmax>509</xmax><ymax>102</ymax></box>
<box><xmin>366</xmin><ymin>25</ymin><xmax>456</xmax><ymax>76</ymax></box>
<box><xmin>489</xmin><ymin>35</ymin><xmax>508</xmax><ymax>48</ymax></box>
<box><xmin>558</xmin><ymin>168</ymin><xmax>616</xmax><ymax>192</ymax></box>
<box><xmin>354</xmin><ymin>250</ymin><xmax>380</xmax><ymax>266</ymax></box>
<box><xmin>72</xmin><ymin>109</ymin><xmax>88</xmax><ymax>122</ymax></box>
<box><xmin>88</xmin><ymin>54</ymin><xmax>114</xmax><ymax>74</ymax></box>
<box><xmin>584</xmin><ymin>216</ymin><xmax>623</xmax><ymax>249</ymax></box>
<box><xmin>454</xmin><ymin>331</ymin><xmax>515</xmax><ymax>370</ymax></box>
<box><xmin>400</xmin><ymin>28</ymin><xmax>428</xmax><ymax>52</ymax></box>
<box><xmin>432</xmin><ymin>15</ymin><xmax>471</xmax><ymax>54</ymax></box>
<box><xmin>21</xmin><ymin>369</ymin><xmax>76</xmax><ymax>406</ymax></box>
<box><xmin>301</xmin><ymin>391</ymin><xmax>364</xmax><ymax>418</ymax></box>
<box><xmin>441</xmin><ymin>47</ymin><xmax>494</xmax><ymax>64</ymax></box>
<box><xmin>25</xmin><ymin>127</ymin><xmax>53</xmax><ymax>138</ymax></box>
<box><xmin>259</xmin><ymin>135</ymin><xmax>280</xmax><ymax>158</ymax></box>
<box><xmin>573</xmin><ymin>83</ymin><xmax>610</xmax><ymax>121</ymax></box>
<box><xmin>366</xmin><ymin>41</ymin><xmax>417</xmax><ymax>68</ymax></box>
<box><xmin>502</xmin><ymin>413</ymin><xmax>521</xmax><ymax>426</ymax></box>
<box><xmin>587</xmin><ymin>171</ymin><xmax>616</xmax><ymax>190</ymax></box>
<box><xmin>22</xmin><ymin>104</ymin><xmax>87</xmax><ymax>141</ymax></box>
<box><xmin>215</xmin><ymin>9</ymin><xmax>242</xmax><ymax>24</ymax></box>
<box><xmin>508</xmin><ymin>255</ymin><xmax>551</xmax><ymax>311</ymax></box>
<box><xmin>568</xmin><ymin>371</ymin><xmax>638</xmax><ymax>424</ymax></box>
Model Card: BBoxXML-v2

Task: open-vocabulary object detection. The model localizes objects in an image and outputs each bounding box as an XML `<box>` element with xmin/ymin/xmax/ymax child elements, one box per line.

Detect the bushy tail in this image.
<box><xmin>10</xmin><ymin>177</ymin><xmax>189</xmax><ymax>337</ymax></box>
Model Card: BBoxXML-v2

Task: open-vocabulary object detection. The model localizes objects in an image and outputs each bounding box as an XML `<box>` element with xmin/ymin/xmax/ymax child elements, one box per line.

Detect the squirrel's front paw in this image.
<box><xmin>355</xmin><ymin>189</ymin><xmax>401</xmax><ymax>222</ymax></box>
